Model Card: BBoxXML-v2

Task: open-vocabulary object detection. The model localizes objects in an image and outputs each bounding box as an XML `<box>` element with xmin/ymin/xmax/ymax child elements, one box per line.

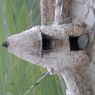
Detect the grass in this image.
<box><xmin>0</xmin><ymin>0</ymin><xmax>65</xmax><ymax>95</ymax></box>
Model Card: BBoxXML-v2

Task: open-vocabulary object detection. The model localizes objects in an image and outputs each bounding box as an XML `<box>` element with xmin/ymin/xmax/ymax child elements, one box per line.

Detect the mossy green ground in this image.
<box><xmin>0</xmin><ymin>0</ymin><xmax>65</xmax><ymax>95</ymax></box>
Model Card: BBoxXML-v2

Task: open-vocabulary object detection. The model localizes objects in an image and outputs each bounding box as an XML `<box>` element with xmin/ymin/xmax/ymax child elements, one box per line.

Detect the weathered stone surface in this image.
<box><xmin>4</xmin><ymin>0</ymin><xmax>95</xmax><ymax>95</ymax></box>
<box><xmin>78</xmin><ymin>35</ymin><xmax>88</xmax><ymax>50</ymax></box>
<box><xmin>7</xmin><ymin>27</ymin><xmax>42</xmax><ymax>64</ymax></box>
<box><xmin>40</xmin><ymin>0</ymin><xmax>55</xmax><ymax>25</ymax></box>
<box><xmin>6</xmin><ymin>25</ymin><xmax>90</xmax><ymax>68</ymax></box>
<box><xmin>71</xmin><ymin>0</ymin><xmax>95</xmax><ymax>28</ymax></box>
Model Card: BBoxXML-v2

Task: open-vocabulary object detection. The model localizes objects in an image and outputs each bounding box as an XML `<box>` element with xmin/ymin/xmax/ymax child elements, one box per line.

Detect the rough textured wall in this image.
<box><xmin>4</xmin><ymin>0</ymin><xmax>95</xmax><ymax>95</ymax></box>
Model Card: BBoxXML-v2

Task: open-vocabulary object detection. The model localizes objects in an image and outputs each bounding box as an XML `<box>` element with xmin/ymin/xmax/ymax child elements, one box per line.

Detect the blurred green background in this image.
<box><xmin>0</xmin><ymin>0</ymin><xmax>65</xmax><ymax>95</ymax></box>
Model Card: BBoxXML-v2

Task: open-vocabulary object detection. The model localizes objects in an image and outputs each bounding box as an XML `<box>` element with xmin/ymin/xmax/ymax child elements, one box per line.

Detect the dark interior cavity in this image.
<box><xmin>42</xmin><ymin>33</ymin><xmax>52</xmax><ymax>52</ymax></box>
<box><xmin>69</xmin><ymin>36</ymin><xmax>82</xmax><ymax>51</ymax></box>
